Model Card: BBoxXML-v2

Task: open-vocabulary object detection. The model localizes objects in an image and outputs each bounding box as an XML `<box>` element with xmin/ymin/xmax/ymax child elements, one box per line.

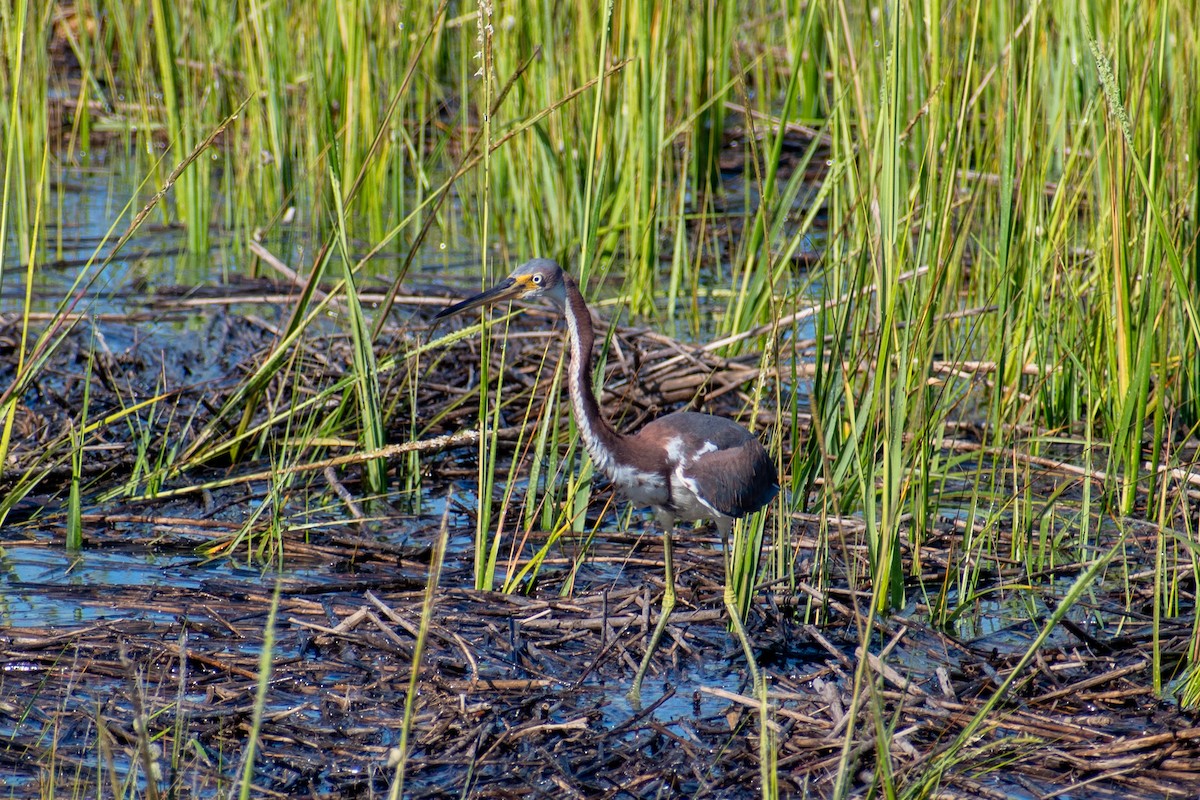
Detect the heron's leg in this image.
<box><xmin>628</xmin><ymin>526</ymin><xmax>676</xmax><ymax>704</ymax></box>
<box><xmin>721</xmin><ymin>522</ymin><xmax>762</xmax><ymax>691</ymax></box>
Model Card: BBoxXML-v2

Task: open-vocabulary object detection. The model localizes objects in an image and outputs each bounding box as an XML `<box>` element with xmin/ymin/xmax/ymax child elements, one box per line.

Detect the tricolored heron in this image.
<box><xmin>434</xmin><ymin>259</ymin><xmax>778</xmax><ymax>701</ymax></box>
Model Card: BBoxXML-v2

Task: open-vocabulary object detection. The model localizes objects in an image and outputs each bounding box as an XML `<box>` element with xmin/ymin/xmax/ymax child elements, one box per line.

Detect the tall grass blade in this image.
<box><xmin>388</xmin><ymin>491</ymin><xmax>451</xmax><ymax>798</ymax></box>
<box><xmin>236</xmin><ymin>581</ymin><xmax>281</xmax><ymax>800</ymax></box>
<box><xmin>331</xmin><ymin>173</ymin><xmax>387</xmax><ymax>496</ymax></box>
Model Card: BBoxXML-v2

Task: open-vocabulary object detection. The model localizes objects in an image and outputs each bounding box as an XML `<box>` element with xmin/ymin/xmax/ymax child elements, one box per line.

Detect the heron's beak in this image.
<box><xmin>433</xmin><ymin>276</ymin><xmax>525</xmax><ymax>320</ymax></box>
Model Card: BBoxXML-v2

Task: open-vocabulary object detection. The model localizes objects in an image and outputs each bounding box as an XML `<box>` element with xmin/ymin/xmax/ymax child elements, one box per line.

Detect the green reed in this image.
<box><xmin>47</xmin><ymin>0</ymin><xmax>1192</xmax><ymax>613</ymax></box>
<box><xmin>7</xmin><ymin>0</ymin><xmax>1196</xmax><ymax>616</ymax></box>
<box><xmin>235</xmin><ymin>582</ymin><xmax>281</xmax><ymax>800</ymax></box>
<box><xmin>389</xmin><ymin>495</ymin><xmax>451</xmax><ymax>799</ymax></box>
<box><xmin>10</xmin><ymin>0</ymin><xmax>1200</xmax><ymax>792</ymax></box>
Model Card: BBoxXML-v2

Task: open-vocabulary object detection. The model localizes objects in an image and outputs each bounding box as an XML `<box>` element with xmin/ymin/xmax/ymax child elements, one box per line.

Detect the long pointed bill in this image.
<box><xmin>433</xmin><ymin>276</ymin><xmax>523</xmax><ymax>320</ymax></box>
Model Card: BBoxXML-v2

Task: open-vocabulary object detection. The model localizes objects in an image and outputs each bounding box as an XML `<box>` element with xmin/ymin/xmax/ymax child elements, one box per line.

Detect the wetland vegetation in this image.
<box><xmin>3</xmin><ymin>0</ymin><xmax>1200</xmax><ymax>797</ymax></box>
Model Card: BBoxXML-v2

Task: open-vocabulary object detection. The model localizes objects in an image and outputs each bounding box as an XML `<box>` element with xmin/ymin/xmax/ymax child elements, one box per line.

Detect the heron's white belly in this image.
<box><xmin>609</xmin><ymin>465</ymin><xmax>670</xmax><ymax>509</ymax></box>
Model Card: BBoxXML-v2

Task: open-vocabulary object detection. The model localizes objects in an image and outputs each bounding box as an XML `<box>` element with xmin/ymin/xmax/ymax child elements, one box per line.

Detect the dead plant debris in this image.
<box><xmin>2</xmin><ymin>299</ymin><xmax>1199</xmax><ymax>798</ymax></box>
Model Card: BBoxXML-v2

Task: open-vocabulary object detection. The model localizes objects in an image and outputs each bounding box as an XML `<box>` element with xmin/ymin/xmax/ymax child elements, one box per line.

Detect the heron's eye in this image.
<box><xmin>532</xmin><ymin>274</ymin><xmax>543</xmax><ymax>284</ymax></box>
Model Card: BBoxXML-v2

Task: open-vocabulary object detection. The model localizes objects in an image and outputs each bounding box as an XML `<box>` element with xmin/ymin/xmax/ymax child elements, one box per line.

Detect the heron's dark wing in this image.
<box><xmin>682</xmin><ymin>440</ymin><xmax>778</xmax><ymax>519</ymax></box>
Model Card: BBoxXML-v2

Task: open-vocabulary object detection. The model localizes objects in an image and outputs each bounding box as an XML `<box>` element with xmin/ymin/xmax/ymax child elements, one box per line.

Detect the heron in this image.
<box><xmin>434</xmin><ymin>258</ymin><xmax>778</xmax><ymax>701</ymax></box>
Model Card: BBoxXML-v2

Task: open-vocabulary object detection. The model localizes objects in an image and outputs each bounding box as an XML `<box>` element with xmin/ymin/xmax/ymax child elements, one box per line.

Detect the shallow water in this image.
<box><xmin>1</xmin><ymin>148</ymin><xmax>1189</xmax><ymax>799</ymax></box>
<box><xmin>0</xmin><ymin>546</ymin><xmax>205</xmax><ymax>626</ymax></box>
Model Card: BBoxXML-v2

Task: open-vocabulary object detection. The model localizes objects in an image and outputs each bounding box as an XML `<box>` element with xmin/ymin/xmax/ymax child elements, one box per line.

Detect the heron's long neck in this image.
<box><xmin>561</xmin><ymin>275</ymin><xmax>624</xmax><ymax>471</ymax></box>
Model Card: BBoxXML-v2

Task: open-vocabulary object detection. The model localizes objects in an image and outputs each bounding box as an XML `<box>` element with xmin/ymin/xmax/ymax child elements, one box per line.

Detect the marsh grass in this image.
<box><xmin>235</xmin><ymin>582</ymin><xmax>281</xmax><ymax>800</ymax></box>
<box><xmin>65</xmin><ymin>343</ymin><xmax>92</xmax><ymax>551</ymax></box>
<box><xmin>388</xmin><ymin>491</ymin><xmax>451</xmax><ymax>798</ymax></box>
<box><xmin>7</xmin><ymin>0</ymin><xmax>1200</xmax><ymax>796</ymax></box>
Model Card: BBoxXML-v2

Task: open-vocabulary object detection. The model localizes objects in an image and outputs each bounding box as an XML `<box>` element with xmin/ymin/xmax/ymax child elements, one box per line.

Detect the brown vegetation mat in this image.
<box><xmin>4</xmin><ymin>520</ymin><xmax>1200</xmax><ymax>798</ymax></box>
<box><xmin>3</xmin><ymin>296</ymin><xmax>1200</xmax><ymax>797</ymax></box>
<box><xmin>0</xmin><ymin>280</ymin><xmax>783</xmax><ymax>497</ymax></box>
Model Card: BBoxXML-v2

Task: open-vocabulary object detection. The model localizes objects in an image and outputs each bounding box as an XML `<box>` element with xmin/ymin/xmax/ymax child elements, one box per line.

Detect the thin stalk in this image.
<box><xmin>331</xmin><ymin>173</ymin><xmax>387</xmax><ymax>495</ymax></box>
<box><xmin>389</xmin><ymin>491</ymin><xmax>451</xmax><ymax>799</ymax></box>
<box><xmin>235</xmin><ymin>582</ymin><xmax>282</xmax><ymax>800</ymax></box>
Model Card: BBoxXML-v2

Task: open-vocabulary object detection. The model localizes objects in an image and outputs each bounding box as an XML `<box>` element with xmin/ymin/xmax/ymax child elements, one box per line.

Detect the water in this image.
<box><xmin>0</xmin><ymin>546</ymin><xmax>202</xmax><ymax>626</ymax></box>
<box><xmin>0</xmin><ymin>148</ymin><xmax>1176</xmax><ymax>799</ymax></box>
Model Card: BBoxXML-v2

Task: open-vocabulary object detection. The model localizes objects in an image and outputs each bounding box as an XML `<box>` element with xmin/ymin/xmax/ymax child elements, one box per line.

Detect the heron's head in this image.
<box><xmin>433</xmin><ymin>258</ymin><xmax>567</xmax><ymax>320</ymax></box>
